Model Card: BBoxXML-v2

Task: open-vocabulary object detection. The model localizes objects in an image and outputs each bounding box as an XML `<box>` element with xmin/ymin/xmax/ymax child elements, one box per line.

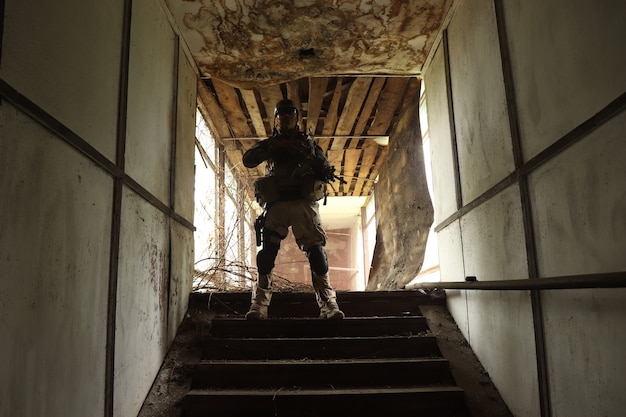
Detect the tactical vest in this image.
<box><xmin>254</xmin><ymin>176</ymin><xmax>326</xmax><ymax>206</ymax></box>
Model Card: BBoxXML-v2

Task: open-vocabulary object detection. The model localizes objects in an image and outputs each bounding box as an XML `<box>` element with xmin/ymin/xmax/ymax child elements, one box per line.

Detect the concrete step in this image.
<box><xmin>202</xmin><ymin>335</ymin><xmax>442</xmax><ymax>360</ymax></box>
<box><xmin>191</xmin><ymin>289</ymin><xmax>444</xmax><ymax>317</ymax></box>
<box><xmin>207</xmin><ymin>316</ymin><xmax>430</xmax><ymax>338</ymax></box>
<box><xmin>183</xmin><ymin>386</ymin><xmax>469</xmax><ymax>417</ymax></box>
<box><xmin>183</xmin><ymin>289</ymin><xmax>471</xmax><ymax>417</ymax></box>
<box><xmin>191</xmin><ymin>358</ymin><xmax>455</xmax><ymax>389</ymax></box>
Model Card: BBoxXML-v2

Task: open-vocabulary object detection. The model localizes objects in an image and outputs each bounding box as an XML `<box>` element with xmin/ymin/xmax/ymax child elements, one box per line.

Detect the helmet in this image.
<box><xmin>274</xmin><ymin>99</ymin><xmax>299</xmax><ymax>134</ymax></box>
<box><xmin>274</xmin><ymin>99</ymin><xmax>298</xmax><ymax>117</ymax></box>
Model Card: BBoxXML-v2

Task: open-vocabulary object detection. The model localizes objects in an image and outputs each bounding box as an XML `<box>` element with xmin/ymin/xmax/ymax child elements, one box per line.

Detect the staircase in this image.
<box><xmin>180</xmin><ymin>290</ymin><xmax>477</xmax><ymax>417</ymax></box>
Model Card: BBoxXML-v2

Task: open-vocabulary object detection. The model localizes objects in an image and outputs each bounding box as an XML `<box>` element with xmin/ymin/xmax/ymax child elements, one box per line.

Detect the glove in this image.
<box><xmin>268</xmin><ymin>139</ymin><xmax>311</xmax><ymax>162</ymax></box>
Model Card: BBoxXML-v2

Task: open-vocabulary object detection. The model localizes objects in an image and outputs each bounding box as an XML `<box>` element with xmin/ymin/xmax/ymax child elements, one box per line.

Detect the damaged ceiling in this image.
<box><xmin>165</xmin><ymin>0</ymin><xmax>453</xmax><ymax>196</ymax></box>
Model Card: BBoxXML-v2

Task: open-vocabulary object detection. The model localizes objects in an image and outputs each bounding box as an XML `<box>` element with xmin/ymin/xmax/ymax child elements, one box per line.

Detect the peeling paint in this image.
<box><xmin>166</xmin><ymin>0</ymin><xmax>453</xmax><ymax>87</ymax></box>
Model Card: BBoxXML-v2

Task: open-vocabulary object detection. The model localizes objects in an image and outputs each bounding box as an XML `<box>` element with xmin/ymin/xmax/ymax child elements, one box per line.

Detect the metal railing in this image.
<box><xmin>406</xmin><ymin>271</ymin><xmax>626</xmax><ymax>291</ymax></box>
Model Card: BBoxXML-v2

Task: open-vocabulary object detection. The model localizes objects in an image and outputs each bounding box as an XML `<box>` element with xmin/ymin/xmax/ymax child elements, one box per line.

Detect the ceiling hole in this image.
<box><xmin>299</xmin><ymin>48</ymin><xmax>316</xmax><ymax>57</ymax></box>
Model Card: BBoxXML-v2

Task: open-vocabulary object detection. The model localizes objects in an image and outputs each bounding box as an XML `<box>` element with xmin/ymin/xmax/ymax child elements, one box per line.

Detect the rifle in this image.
<box><xmin>322</xmin><ymin>165</ymin><xmax>348</xmax><ymax>185</ymax></box>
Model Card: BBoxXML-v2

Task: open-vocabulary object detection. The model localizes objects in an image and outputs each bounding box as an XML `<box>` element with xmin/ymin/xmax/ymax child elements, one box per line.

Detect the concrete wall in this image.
<box><xmin>0</xmin><ymin>0</ymin><xmax>197</xmax><ymax>417</ymax></box>
<box><xmin>424</xmin><ymin>0</ymin><xmax>626</xmax><ymax>416</ymax></box>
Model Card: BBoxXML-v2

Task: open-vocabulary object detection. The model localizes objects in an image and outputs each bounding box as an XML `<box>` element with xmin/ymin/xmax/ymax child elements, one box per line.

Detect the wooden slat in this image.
<box><xmin>197</xmin><ymin>80</ymin><xmax>231</xmax><ymax>139</ymax></box>
<box><xmin>286</xmin><ymin>79</ymin><xmax>301</xmax><ymax>111</ymax></box>
<box><xmin>199</xmin><ymin>75</ymin><xmax>420</xmax><ymax>199</ymax></box>
<box><xmin>240</xmin><ymin>89</ymin><xmax>267</xmax><ymax>138</ymax></box>
<box><xmin>327</xmin><ymin>149</ymin><xmax>344</xmax><ymax>195</ymax></box>
<box><xmin>367</xmin><ymin>77</ymin><xmax>410</xmax><ymax>135</ymax></box>
<box><xmin>342</xmin><ymin>148</ymin><xmax>362</xmax><ymax>195</ymax></box>
<box><xmin>333</xmin><ymin>77</ymin><xmax>373</xmax><ymax>149</ymax></box>
<box><xmin>350</xmin><ymin>77</ymin><xmax>386</xmax><ymax>148</ymax></box>
<box><xmin>258</xmin><ymin>84</ymin><xmax>283</xmax><ymax>133</ymax></box>
<box><xmin>307</xmin><ymin>77</ymin><xmax>328</xmax><ymax>135</ymax></box>
<box><xmin>363</xmin><ymin>146</ymin><xmax>388</xmax><ymax>195</ymax></box>
<box><xmin>322</xmin><ymin>78</ymin><xmax>343</xmax><ymax>137</ymax></box>
<box><xmin>352</xmin><ymin>141</ymin><xmax>379</xmax><ymax>196</ymax></box>
<box><xmin>211</xmin><ymin>79</ymin><xmax>253</xmax><ymax>138</ymax></box>
<box><xmin>343</xmin><ymin>149</ymin><xmax>362</xmax><ymax>178</ymax></box>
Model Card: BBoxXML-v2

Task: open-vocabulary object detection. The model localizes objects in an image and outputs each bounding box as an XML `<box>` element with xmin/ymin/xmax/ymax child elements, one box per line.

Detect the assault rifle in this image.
<box><xmin>322</xmin><ymin>165</ymin><xmax>348</xmax><ymax>185</ymax></box>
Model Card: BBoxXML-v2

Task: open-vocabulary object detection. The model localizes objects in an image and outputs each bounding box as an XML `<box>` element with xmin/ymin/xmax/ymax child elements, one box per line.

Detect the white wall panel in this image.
<box><xmin>529</xmin><ymin>112</ymin><xmax>626</xmax><ymax>277</ymax></box>
<box><xmin>424</xmin><ymin>43</ymin><xmax>459</xmax><ymax>222</ymax></box>
<box><xmin>503</xmin><ymin>0</ymin><xmax>626</xmax><ymax>161</ymax></box>
<box><xmin>114</xmin><ymin>186</ymin><xmax>169</xmax><ymax>417</ymax></box>
<box><xmin>1</xmin><ymin>0</ymin><xmax>124</xmax><ymax>161</ymax></box>
<box><xmin>0</xmin><ymin>104</ymin><xmax>112</xmax><ymax>417</ymax></box>
<box><xmin>447</xmin><ymin>0</ymin><xmax>515</xmax><ymax>203</ymax></box>
<box><xmin>460</xmin><ymin>185</ymin><xmax>528</xmax><ymax>283</ymax></box>
<box><xmin>168</xmin><ymin>221</ymin><xmax>194</xmax><ymax>342</ymax></box>
<box><xmin>542</xmin><ymin>288</ymin><xmax>626</xmax><ymax>417</ymax></box>
<box><xmin>466</xmin><ymin>290</ymin><xmax>539</xmax><ymax>417</ymax></box>
<box><xmin>125</xmin><ymin>0</ymin><xmax>177</xmax><ymax>204</ymax></box>
<box><xmin>436</xmin><ymin>220</ymin><xmax>469</xmax><ymax>337</ymax></box>
<box><xmin>460</xmin><ymin>185</ymin><xmax>537</xmax><ymax>417</ymax></box>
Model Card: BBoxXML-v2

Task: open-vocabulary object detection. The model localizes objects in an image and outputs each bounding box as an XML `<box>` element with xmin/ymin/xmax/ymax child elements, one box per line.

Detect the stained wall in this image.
<box><xmin>424</xmin><ymin>0</ymin><xmax>626</xmax><ymax>416</ymax></box>
<box><xmin>0</xmin><ymin>0</ymin><xmax>197</xmax><ymax>416</ymax></box>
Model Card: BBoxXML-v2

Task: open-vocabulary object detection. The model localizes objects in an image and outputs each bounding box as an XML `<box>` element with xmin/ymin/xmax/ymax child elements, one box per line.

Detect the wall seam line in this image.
<box><xmin>492</xmin><ymin>1</ymin><xmax>550</xmax><ymax>415</ymax></box>
<box><xmin>442</xmin><ymin>29</ymin><xmax>463</xmax><ymax>211</ymax></box>
<box><xmin>0</xmin><ymin>0</ymin><xmax>5</xmax><ymax>71</ymax></box>
<box><xmin>105</xmin><ymin>0</ymin><xmax>133</xmax><ymax>414</ymax></box>
<box><xmin>166</xmin><ymin>35</ymin><xmax>181</xmax><ymax>337</ymax></box>
<box><xmin>0</xmin><ymin>77</ymin><xmax>195</xmax><ymax>232</ymax></box>
<box><xmin>434</xmin><ymin>90</ymin><xmax>626</xmax><ymax>234</ymax></box>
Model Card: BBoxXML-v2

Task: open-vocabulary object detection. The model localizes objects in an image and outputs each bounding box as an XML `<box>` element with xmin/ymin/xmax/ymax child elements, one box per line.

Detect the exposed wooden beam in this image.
<box><xmin>197</xmin><ymin>80</ymin><xmax>232</xmax><ymax>139</ymax></box>
<box><xmin>258</xmin><ymin>84</ymin><xmax>283</xmax><ymax>133</ymax></box>
<box><xmin>211</xmin><ymin>79</ymin><xmax>253</xmax><ymax>138</ymax></box>
<box><xmin>321</xmin><ymin>78</ymin><xmax>343</xmax><ymax>140</ymax></box>
<box><xmin>307</xmin><ymin>77</ymin><xmax>328</xmax><ymax>135</ymax></box>
<box><xmin>350</xmin><ymin>77</ymin><xmax>386</xmax><ymax>148</ymax></box>
<box><xmin>240</xmin><ymin>89</ymin><xmax>267</xmax><ymax>138</ymax></box>
<box><xmin>333</xmin><ymin>77</ymin><xmax>373</xmax><ymax>149</ymax></box>
<box><xmin>368</xmin><ymin>77</ymin><xmax>410</xmax><ymax>135</ymax></box>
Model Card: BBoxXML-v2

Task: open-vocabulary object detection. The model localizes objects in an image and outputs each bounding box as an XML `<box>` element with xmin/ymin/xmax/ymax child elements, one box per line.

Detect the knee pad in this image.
<box><xmin>257</xmin><ymin>241</ymin><xmax>280</xmax><ymax>274</ymax></box>
<box><xmin>306</xmin><ymin>245</ymin><xmax>328</xmax><ymax>275</ymax></box>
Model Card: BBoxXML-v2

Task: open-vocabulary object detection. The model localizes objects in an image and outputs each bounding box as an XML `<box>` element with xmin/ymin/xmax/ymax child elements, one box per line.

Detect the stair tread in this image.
<box><xmin>192</xmin><ymin>290</ymin><xmax>446</xmax><ymax>318</ymax></box>
<box><xmin>208</xmin><ymin>316</ymin><xmax>430</xmax><ymax>338</ymax></box>
<box><xmin>187</xmin><ymin>385</ymin><xmax>464</xmax><ymax>396</ymax></box>
<box><xmin>206</xmin><ymin>334</ymin><xmax>435</xmax><ymax>341</ymax></box>
<box><xmin>191</xmin><ymin>356</ymin><xmax>456</xmax><ymax>389</ymax></box>
<box><xmin>196</xmin><ymin>289</ymin><xmax>440</xmax><ymax>300</ymax></box>
<box><xmin>177</xmin><ymin>291</ymin><xmax>480</xmax><ymax>417</ymax></box>
<box><xmin>197</xmin><ymin>357</ymin><xmax>447</xmax><ymax>365</ymax></box>
<box><xmin>203</xmin><ymin>334</ymin><xmax>442</xmax><ymax>360</ymax></box>
<box><xmin>211</xmin><ymin>315</ymin><xmax>425</xmax><ymax>321</ymax></box>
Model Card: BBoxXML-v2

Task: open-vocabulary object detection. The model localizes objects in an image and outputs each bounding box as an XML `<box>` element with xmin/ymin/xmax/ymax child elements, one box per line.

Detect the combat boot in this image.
<box><xmin>312</xmin><ymin>271</ymin><xmax>344</xmax><ymax>320</ymax></box>
<box><xmin>245</xmin><ymin>303</ymin><xmax>268</xmax><ymax>320</ymax></box>
<box><xmin>246</xmin><ymin>273</ymin><xmax>272</xmax><ymax>320</ymax></box>
<box><xmin>319</xmin><ymin>300</ymin><xmax>345</xmax><ymax>320</ymax></box>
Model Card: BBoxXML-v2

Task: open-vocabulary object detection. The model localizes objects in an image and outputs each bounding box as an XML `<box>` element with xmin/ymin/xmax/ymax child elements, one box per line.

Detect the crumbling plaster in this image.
<box><xmin>165</xmin><ymin>0</ymin><xmax>453</xmax><ymax>88</ymax></box>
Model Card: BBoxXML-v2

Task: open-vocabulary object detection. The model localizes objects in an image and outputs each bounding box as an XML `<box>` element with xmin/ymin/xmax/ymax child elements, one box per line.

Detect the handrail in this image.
<box><xmin>406</xmin><ymin>271</ymin><xmax>626</xmax><ymax>291</ymax></box>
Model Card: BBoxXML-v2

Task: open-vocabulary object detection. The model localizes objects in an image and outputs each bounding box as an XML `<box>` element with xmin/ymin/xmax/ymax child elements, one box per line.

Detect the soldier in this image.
<box><xmin>243</xmin><ymin>99</ymin><xmax>345</xmax><ymax>320</ymax></box>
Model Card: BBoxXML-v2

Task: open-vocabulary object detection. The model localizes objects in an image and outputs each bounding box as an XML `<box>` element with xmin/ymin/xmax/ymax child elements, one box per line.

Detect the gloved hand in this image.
<box><xmin>267</xmin><ymin>138</ymin><xmax>311</xmax><ymax>162</ymax></box>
